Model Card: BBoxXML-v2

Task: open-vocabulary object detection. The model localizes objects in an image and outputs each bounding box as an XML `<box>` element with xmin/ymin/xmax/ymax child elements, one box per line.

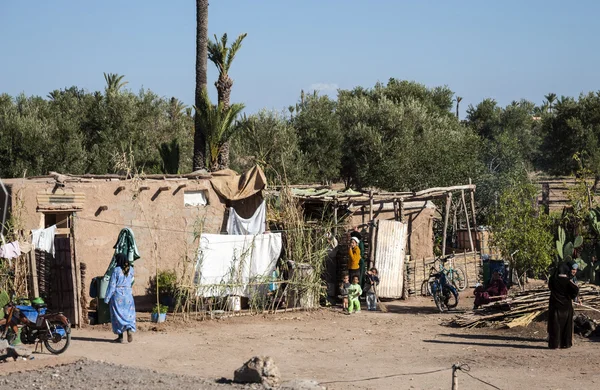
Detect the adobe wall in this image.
<box><xmin>6</xmin><ymin>178</ymin><xmax>230</xmax><ymax>300</ymax></box>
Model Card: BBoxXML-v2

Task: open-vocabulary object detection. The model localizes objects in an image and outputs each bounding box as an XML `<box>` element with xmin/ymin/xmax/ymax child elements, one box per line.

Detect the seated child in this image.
<box><xmin>348</xmin><ymin>275</ymin><xmax>363</xmax><ymax>314</ymax></box>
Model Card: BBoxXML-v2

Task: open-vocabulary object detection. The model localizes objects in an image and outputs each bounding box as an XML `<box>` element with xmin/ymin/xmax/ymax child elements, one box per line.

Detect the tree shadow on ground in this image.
<box><xmin>383</xmin><ymin>302</ymin><xmax>467</xmax><ymax>315</ymax></box>
<box><xmin>423</xmin><ymin>339</ymin><xmax>547</xmax><ymax>350</ymax></box>
<box><xmin>439</xmin><ymin>333</ymin><xmax>546</xmax><ymax>343</ymax></box>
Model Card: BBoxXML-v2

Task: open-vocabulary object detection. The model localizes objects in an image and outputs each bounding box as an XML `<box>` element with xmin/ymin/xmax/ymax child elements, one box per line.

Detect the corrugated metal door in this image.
<box><xmin>374</xmin><ymin>220</ymin><xmax>407</xmax><ymax>299</ymax></box>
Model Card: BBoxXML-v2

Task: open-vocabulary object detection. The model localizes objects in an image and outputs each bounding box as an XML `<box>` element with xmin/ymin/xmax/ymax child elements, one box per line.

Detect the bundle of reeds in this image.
<box><xmin>449</xmin><ymin>283</ymin><xmax>600</xmax><ymax>328</ymax></box>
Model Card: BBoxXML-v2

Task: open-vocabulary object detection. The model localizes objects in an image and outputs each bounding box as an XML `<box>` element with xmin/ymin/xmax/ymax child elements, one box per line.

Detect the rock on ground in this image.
<box><xmin>234</xmin><ymin>356</ymin><xmax>281</xmax><ymax>388</ymax></box>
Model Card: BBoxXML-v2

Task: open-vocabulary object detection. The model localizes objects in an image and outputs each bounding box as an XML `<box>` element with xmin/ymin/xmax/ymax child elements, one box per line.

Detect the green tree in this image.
<box><xmin>490</xmin><ymin>180</ymin><xmax>554</xmax><ymax>287</ymax></box>
<box><xmin>292</xmin><ymin>93</ymin><xmax>342</xmax><ymax>184</ymax></box>
<box><xmin>194</xmin><ymin>88</ymin><xmax>244</xmax><ymax>170</ymax></box>
<box><xmin>193</xmin><ymin>0</ymin><xmax>209</xmax><ymax>171</ymax></box>
<box><xmin>231</xmin><ymin>110</ymin><xmax>305</xmax><ymax>183</ymax></box>
<box><xmin>207</xmin><ymin>32</ymin><xmax>248</xmax><ymax>170</ymax></box>
<box><xmin>103</xmin><ymin>73</ymin><xmax>129</xmax><ymax>95</ymax></box>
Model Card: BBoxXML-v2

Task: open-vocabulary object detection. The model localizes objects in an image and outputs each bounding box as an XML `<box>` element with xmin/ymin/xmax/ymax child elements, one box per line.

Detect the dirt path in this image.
<box><xmin>2</xmin><ymin>297</ymin><xmax>600</xmax><ymax>389</ymax></box>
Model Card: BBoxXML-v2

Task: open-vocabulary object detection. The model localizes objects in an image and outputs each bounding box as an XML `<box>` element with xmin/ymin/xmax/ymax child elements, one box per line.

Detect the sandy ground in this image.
<box><xmin>1</xmin><ymin>295</ymin><xmax>600</xmax><ymax>390</ymax></box>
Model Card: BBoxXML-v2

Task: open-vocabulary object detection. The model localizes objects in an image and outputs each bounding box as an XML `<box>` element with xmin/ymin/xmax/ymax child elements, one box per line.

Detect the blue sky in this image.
<box><xmin>1</xmin><ymin>0</ymin><xmax>599</xmax><ymax>118</ymax></box>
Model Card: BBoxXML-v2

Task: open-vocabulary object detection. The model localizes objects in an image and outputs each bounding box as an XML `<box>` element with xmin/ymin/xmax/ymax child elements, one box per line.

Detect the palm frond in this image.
<box><xmin>193</xmin><ymin>88</ymin><xmax>245</xmax><ymax>168</ymax></box>
<box><xmin>225</xmin><ymin>33</ymin><xmax>247</xmax><ymax>73</ymax></box>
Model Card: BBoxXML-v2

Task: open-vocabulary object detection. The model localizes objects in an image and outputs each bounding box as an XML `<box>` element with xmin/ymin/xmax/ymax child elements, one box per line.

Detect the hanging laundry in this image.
<box><xmin>194</xmin><ymin>232</ymin><xmax>282</xmax><ymax>298</ymax></box>
<box><xmin>0</xmin><ymin>241</ymin><xmax>21</xmax><ymax>259</ymax></box>
<box><xmin>226</xmin><ymin>200</ymin><xmax>266</xmax><ymax>235</ymax></box>
<box><xmin>18</xmin><ymin>241</ymin><xmax>32</xmax><ymax>254</ymax></box>
<box><xmin>102</xmin><ymin>228</ymin><xmax>141</xmax><ymax>296</ymax></box>
<box><xmin>31</xmin><ymin>225</ymin><xmax>57</xmax><ymax>257</ymax></box>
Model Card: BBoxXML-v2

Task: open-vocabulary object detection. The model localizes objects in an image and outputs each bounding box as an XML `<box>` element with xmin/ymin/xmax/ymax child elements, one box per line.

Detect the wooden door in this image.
<box><xmin>36</xmin><ymin>237</ymin><xmax>76</xmax><ymax>324</ymax></box>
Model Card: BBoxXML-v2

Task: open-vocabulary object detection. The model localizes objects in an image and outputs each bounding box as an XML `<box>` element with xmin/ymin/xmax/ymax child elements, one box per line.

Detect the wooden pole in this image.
<box><xmin>361</xmin><ymin>206</ymin><xmax>365</xmax><ymax>225</ymax></box>
<box><xmin>28</xmin><ymin>251</ymin><xmax>39</xmax><ymax>299</ymax></box>
<box><xmin>399</xmin><ymin>198</ymin><xmax>405</xmax><ymax>223</ymax></box>
<box><xmin>442</xmin><ymin>193</ymin><xmax>452</xmax><ymax>256</ymax></box>
<box><xmin>468</xmin><ymin>178</ymin><xmax>479</xmax><ymax>251</ymax></box>
<box><xmin>542</xmin><ymin>182</ymin><xmax>550</xmax><ymax>215</ymax></box>
<box><xmin>461</xmin><ymin>190</ymin><xmax>474</xmax><ymax>253</ymax></box>
<box><xmin>452</xmin><ymin>364</ymin><xmax>459</xmax><ymax>390</ymax></box>
<box><xmin>369</xmin><ymin>191</ymin><xmax>374</xmax><ymax>221</ymax></box>
<box><xmin>368</xmin><ymin>191</ymin><xmax>375</xmax><ymax>269</ymax></box>
<box><xmin>333</xmin><ymin>198</ymin><xmax>338</xmax><ymax>237</ymax></box>
<box><xmin>393</xmin><ymin>198</ymin><xmax>399</xmax><ymax>221</ymax></box>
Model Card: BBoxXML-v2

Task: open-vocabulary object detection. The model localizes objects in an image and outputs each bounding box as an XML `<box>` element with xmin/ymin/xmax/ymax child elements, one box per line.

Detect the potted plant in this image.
<box><xmin>151</xmin><ymin>304</ymin><xmax>168</xmax><ymax>323</ymax></box>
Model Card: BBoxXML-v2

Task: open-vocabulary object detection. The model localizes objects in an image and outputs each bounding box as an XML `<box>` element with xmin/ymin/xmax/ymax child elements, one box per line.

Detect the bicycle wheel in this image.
<box><xmin>443</xmin><ymin>286</ymin><xmax>459</xmax><ymax>309</ymax></box>
<box><xmin>451</xmin><ymin>267</ymin><xmax>467</xmax><ymax>291</ymax></box>
<box><xmin>420</xmin><ymin>280</ymin><xmax>431</xmax><ymax>296</ymax></box>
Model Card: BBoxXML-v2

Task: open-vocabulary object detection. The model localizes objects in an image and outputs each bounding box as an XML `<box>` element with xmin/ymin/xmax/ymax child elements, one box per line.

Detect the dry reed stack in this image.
<box><xmin>450</xmin><ymin>284</ymin><xmax>600</xmax><ymax>328</ymax></box>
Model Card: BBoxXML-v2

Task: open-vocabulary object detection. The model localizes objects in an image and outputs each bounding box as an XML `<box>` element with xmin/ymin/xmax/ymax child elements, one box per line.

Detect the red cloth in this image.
<box><xmin>474</xmin><ymin>279</ymin><xmax>508</xmax><ymax>307</ymax></box>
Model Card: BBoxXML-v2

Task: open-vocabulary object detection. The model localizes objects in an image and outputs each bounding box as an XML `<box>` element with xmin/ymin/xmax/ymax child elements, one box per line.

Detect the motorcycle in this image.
<box><xmin>0</xmin><ymin>298</ymin><xmax>71</xmax><ymax>354</ymax></box>
<box><xmin>428</xmin><ymin>266</ymin><xmax>459</xmax><ymax>312</ymax></box>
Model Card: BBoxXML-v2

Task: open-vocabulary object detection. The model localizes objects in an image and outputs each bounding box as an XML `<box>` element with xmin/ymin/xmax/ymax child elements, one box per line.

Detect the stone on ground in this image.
<box><xmin>233</xmin><ymin>356</ymin><xmax>281</xmax><ymax>387</ymax></box>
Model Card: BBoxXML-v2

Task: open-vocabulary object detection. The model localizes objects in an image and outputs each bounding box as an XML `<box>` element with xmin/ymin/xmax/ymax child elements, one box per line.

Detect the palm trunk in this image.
<box><xmin>216</xmin><ymin>76</ymin><xmax>234</xmax><ymax>170</ymax></box>
<box><xmin>193</xmin><ymin>0</ymin><xmax>209</xmax><ymax>171</ymax></box>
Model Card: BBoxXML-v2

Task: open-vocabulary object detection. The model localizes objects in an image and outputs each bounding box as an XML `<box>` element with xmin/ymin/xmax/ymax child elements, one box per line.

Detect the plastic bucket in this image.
<box><xmin>151</xmin><ymin>313</ymin><xmax>167</xmax><ymax>323</ymax></box>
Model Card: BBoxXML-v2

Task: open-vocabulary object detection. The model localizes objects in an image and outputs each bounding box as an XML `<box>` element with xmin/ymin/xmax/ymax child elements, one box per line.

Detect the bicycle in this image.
<box><xmin>420</xmin><ymin>254</ymin><xmax>467</xmax><ymax>296</ymax></box>
<box><xmin>427</xmin><ymin>265</ymin><xmax>459</xmax><ymax>312</ymax></box>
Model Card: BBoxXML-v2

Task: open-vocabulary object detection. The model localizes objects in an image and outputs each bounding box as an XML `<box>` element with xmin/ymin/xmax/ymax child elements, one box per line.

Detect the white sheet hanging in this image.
<box><xmin>194</xmin><ymin>233</ymin><xmax>282</xmax><ymax>298</ymax></box>
<box><xmin>226</xmin><ymin>201</ymin><xmax>266</xmax><ymax>235</ymax></box>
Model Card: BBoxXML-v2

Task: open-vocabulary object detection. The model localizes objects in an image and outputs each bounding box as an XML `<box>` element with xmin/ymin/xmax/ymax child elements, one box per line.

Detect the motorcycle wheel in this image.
<box><xmin>443</xmin><ymin>286</ymin><xmax>459</xmax><ymax>309</ymax></box>
<box><xmin>43</xmin><ymin>321</ymin><xmax>71</xmax><ymax>355</ymax></box>
<box><xmin>433</xmin><ymin>291</ymin><xmax>445</xmax><ymax>313</ymax></box>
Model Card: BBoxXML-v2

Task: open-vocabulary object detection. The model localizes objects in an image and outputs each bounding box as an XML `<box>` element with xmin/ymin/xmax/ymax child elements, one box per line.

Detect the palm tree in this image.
<box><xmin>194</xmin><ymin>88</ymin><xmax>245</xmax><ymax>171</ymax></box>
<box><xmin>544</xmin><ymin>93</ymin><xmax>557</xmax><ymax>113</ymax></box>
<box><xmin>193</xmin><ymin>0</ymin><xmax>209</xmax><ymax>171</ymax></box>
<box><xmin>103</xmin><ymin>73</ymin><xmax>128</xmax><ymax>94</ymax></box>
<box><xmin>208</xmin><ymin>32</ymin><xmax>248</xmax><ymax>169</ymax></box>
<box><xmin>159</xmin><ymin>139</ymin><xmax>181</xmax><ymax>174</ymax></box>
<box><xmin>455</xmin><ymin>96</ymin><xmax>462</xmax><ymax>119</ymax></box>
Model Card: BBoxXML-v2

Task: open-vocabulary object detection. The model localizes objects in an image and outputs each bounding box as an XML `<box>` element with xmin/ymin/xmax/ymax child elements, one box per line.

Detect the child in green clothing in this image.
<box><xmin>347</xmin><ymin>275</ymin><xmax>363</xmax><ymax>314</ymax></box>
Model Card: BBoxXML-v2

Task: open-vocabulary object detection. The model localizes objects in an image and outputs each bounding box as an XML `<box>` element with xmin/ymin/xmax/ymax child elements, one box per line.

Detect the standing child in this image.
<box><xmin>364</xmin><ymin>268</ymin><xmax>380</xmax><ymax>311</ymax></box>
<box><xmin>348</xmin><ymin>275</ymin><xmax>363</xmax><ymax>314</ymax></box>
<box><xmin>340</xmin><ymin>274</ymin><xmax>350</xmax><ymax>313</ymax></box>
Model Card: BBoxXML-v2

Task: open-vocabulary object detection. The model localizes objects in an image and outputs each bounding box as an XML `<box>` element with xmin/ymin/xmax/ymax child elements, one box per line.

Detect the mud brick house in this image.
<box><xmin>0</xmin><ymin>167</ymin><xmax>266</xmax><ymax>326</ymax></box>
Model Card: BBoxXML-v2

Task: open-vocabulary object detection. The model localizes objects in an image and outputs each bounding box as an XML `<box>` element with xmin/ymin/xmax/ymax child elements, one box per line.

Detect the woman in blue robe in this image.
<box><xmin>104</xmin><ymin>253</ymin><xmax>136</xmax><ymax>343</ymax></box>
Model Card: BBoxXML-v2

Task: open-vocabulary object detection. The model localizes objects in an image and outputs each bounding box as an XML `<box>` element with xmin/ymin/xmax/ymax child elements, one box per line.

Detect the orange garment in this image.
<box><xmin>348</xmin><ymin>247</ymin><xmax>361</xmax><ymax>270</ymax></box>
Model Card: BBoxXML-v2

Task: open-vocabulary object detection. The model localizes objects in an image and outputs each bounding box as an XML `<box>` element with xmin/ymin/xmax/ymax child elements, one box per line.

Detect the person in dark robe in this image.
<box><xmin>548</xmin><ymin>263</ymin><xmax>579</xmax><ymax>349</ymax></box>
<box><xmin>473</xmin><ymin>271</ymin><xmax>508</xmax><ymax>309</ymax></box>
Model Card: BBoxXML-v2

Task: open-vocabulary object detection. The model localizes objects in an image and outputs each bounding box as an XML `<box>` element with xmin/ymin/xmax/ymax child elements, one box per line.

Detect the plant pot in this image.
<box><xmin>151</xmin><ymin>312</ymin><xmax>167</xmax><ymax>323</ymax></box>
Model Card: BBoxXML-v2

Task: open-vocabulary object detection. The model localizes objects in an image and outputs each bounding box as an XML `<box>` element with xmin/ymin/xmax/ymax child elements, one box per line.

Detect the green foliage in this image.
<box><xmin>159</xmin><ymin>139</ymin><xmax>181</xmax><ymax>174</ymax></box>
<box><xmin>148</xmin><ymin>269</ymin><xmax>178</xmax><ymax>297</ymax></box>
<box><xmin>0</xmin><ymin>78</ymin><xmax>193</xmax><ymax>178</ymax></box>
<box><xmin>207</xmin><ymin>33</ymin><xmax>248</xmax><ymax>76</ymax></box>
<box><xmin>230</xmin><ymin>110</ymin><xmax>305</xmax><ymax>183</ymax></box>
<box><xmin>490</xmin><ymin>180</ymin><xmax>554</xmax><ymax>279</ymax></box>
<box><xmin>292</xmin><ymin>93</ymin><xmax>342</xmax><ymax>183</ymax></box>
<box><xmin>193</xmin><ymin>88</ymin><xmax>244</xmax><ymax>170</ymax></box>
<box><xmin>151</xmin><ymin>304</ymin><xmax>168</xmax><ymax>314</ymax></box>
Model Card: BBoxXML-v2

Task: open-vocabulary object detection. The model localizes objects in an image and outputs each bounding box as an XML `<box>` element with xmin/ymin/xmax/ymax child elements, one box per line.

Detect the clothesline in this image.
<box><xmin>73</xmin><ymin>215</ymin><xmax>346</xmax><ymax>236</ymax></box>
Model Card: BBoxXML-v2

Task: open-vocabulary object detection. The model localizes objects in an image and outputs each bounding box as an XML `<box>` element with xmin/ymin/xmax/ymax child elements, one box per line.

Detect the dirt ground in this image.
<box><xmin>1</xmin><ymin>295</ymin><xmax>600</xmax><ymax>390</ymax></box>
